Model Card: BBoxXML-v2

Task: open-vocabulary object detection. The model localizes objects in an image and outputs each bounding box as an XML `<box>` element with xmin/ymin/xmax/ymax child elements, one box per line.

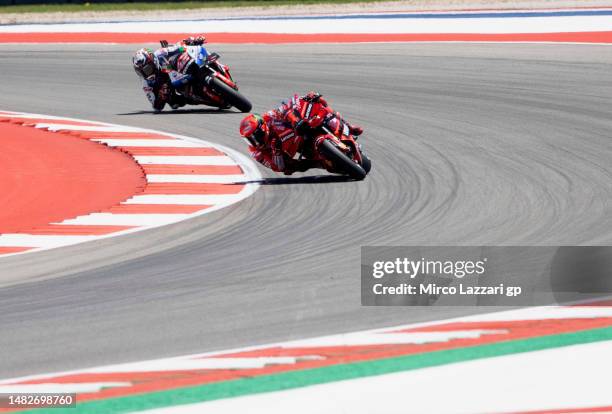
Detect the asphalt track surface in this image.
<box><xmin>0</xmin><ymin>43</ymin><xmax>611</xmax><ymax>378</ymax></box>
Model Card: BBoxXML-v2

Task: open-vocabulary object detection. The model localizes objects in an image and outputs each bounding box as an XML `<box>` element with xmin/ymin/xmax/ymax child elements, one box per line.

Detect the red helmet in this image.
<box><xmin>239</xmin><ymin>114</ymin><xmax>269</xmax><ymax>148</ymax></box>
<box><xmin>303</xmin><ymin>91</ymin><xmax>328</xmax><ymax>107</ymax></box>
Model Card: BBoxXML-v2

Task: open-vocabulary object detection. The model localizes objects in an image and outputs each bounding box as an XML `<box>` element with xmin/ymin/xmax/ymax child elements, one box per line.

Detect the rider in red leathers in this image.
<box><xmin>239</xmin><ymin>91</ymin><xmax>363</xmax><ymax>175</ymax></box>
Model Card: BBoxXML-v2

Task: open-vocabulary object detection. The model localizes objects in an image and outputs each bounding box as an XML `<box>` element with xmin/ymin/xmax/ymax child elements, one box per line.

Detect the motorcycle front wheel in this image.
<box><xmin>208</xmin><ymin>77</ymin><xmax>252</xmax><ymax>113</ymax></box>
<box><xmin>360</xmin><ymin>151</ymin><xmax>372</xmax><ymax>174</ymax></box>
<box><xmin>319</xmin><ymin>139</ymin><xmax>367</xmax><ymax>181</ymax></box>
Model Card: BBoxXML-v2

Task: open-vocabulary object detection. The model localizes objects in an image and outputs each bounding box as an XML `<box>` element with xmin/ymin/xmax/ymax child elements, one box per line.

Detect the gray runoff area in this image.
<box><xmin>0</xmin><ymin>43</ymin><xmax>611</xmax><ymax>378</ymax></box>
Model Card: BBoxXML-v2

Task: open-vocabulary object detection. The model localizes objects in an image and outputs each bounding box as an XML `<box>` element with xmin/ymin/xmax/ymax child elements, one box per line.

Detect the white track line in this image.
<box><xmin>459</xmin><ymin>305</ymin><xmax>612</xmax><ymax>321</ymax></box>
<box><xmin>146</xmin><ymin>174</ymin><xmax>246</xmax><ymax>183</ymax></box>
<box><xmin>91</xmin><ymin>139</ymin><xmax>208</xmax><ymax>147</ymax></box>
<box><xmin>86</xmin><ymin>357</ymin><xmax>324</xmax><ymax>374</ymax></box>
<box><xmin>134</xmin><ymin>155</ymin><xmax>237</xmax><ymax>165</ymax></box>
<box><xmin>0</xmin><ymin>383</ymin><xmax>132</xmax><ymax>394</ymax></box>
<box><xmin>58</xmin><ymin>213</ymin><xmax>191</xmax><ymax>226</ymax></box>
<box><xmin>0</xmin><ymin>234</ymin><xmax>100</xmax><ymax>248</ymax></box>
<box><xmin>278</xmin><ymin>330</ymin><xmax>506</xmax><ymax>347</ymax></box>
<box><xmin>123</xmin><ymin>194</ymin><xmax>246</xmax><ymax>205</ymax></box>
<box><xmin>34</xmin><ymin>124</ymin><xmax>143</xmax><ymax>132</ymax></box>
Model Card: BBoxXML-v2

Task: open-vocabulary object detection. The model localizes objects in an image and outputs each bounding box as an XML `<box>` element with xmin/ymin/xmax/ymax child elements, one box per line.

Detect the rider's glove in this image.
<box><xmin>349</xmin><ymin>124</ymin><xmax>363</xmax><ymax>136</ymax></box>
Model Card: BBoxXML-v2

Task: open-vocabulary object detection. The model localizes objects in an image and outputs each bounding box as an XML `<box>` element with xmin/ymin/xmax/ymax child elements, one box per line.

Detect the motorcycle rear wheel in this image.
<box><xmin>319</xmin><ymin>139</ymin><xmax>367</xmax><ymax>181</ymax></box>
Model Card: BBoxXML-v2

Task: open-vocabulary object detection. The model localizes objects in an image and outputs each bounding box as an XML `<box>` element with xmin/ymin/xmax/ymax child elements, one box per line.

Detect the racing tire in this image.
<box><xmin>319</xmin><ymin>139</ymin><xmax>367</xmax><ymax>181</ymax></box>
<box><xmin>209</xmin><ymin>77</ymin><xmax>252</xmax><ymax>112</ymax></box>
<box><xmin>360</xmin><ymin>151</ymin><xmax>372</xmax><ymax>174</ymax></box>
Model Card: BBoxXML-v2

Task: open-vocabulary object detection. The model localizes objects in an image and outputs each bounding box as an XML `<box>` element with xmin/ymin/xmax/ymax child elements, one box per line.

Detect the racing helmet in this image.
<box><xmin>132</xmin><ymin>48</ymin><xmax>157</xmax><ymax>78</ymax></box>
<box><xmin>303</xmin><ymin>90</ymin><xmax>328</xmax><ymax>106</ymax></box>
<box><xmin>239</xmin><ymin>114</ymin><xmax>269</xmax><ymax>148</ymax></box>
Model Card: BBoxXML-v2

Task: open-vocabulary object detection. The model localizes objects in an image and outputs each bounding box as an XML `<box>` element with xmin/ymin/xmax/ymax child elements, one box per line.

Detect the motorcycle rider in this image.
<box><xmin>132</xmin><ymin>35</ymin><xmax>206</xmax><ymax>112</ymax></box>
<box><xmin>239</xmin><ymin>91</ymin><xmax>363</xmax><ymax>175</ymax></box>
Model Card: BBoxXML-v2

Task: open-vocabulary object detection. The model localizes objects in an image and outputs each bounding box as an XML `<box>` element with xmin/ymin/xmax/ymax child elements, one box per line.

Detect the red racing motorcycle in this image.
<box><xmin>283</xmin><ymin>101</ymin><xmax>371</xmax><ymax>180</ymax></box>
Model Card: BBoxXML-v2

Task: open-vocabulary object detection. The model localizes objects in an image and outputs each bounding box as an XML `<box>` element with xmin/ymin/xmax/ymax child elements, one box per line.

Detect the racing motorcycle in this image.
<box><xmin>284</xmin><ymin>101</ymin><xmax>371</xmax><ymax>180</ymax></box>
<box><xmin>161</xmin><ymin>39</ymin><xmax>252</xmax><ymax>113</ymax></box>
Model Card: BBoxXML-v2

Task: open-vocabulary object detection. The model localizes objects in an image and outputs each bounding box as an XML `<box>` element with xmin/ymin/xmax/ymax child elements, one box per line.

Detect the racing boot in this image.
<box><xmin>169</xmin><ymin>93</ymin><xmax>187</xmax><ymax>110</ymax></box>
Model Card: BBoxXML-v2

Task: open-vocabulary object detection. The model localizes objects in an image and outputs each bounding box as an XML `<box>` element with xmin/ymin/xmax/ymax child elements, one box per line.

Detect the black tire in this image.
<box><xmin>209</xmin><ymin>77</ymin><xmax>252</xmax><ymax>112</ymax></box>
<box><xmin>360</xmin><ymin>151</ymin><xmax>372</xmax><ymax>174</ymax></box>
<box><xmin>319</xmin><ymin>139</ymin><xmax>367</xmax><ymax>180</ymax></box>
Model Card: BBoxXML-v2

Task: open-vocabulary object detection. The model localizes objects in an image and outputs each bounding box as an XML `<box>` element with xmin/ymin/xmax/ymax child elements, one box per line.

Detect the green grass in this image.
<box><xmin>0</xmin><ymin>0</ymin><xmax>392</xmax><ymax>14</ymax></box>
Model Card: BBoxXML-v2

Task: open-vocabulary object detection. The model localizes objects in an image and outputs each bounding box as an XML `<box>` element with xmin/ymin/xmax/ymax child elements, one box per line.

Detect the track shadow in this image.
<box><xmin>238</xmin><ymin>175</ymin><xmax>354</xmax><ymax>185</ymax></box>
<box><xmin>117</xmin><ymin>108</ymin><xmax>235</xmax><ymax>116</ymax></box>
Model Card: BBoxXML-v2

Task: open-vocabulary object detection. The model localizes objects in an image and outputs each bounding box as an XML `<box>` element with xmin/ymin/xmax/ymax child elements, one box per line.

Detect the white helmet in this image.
<box><xmin>132</xmin><ymin>48</ymin><xmax>158</xmax><ymax>78</ymax></box>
